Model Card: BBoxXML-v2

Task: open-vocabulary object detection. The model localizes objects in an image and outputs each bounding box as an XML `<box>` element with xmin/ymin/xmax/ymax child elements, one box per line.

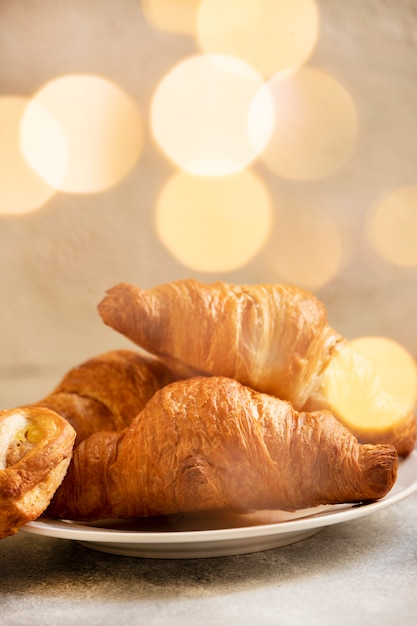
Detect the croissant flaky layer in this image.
<box><xmin>98</xmin><ymin>280</ymin><xmax>417</xmax><ymax>456</ymax></box>
<box><xmin>98</xmin><ymin>280</ymin><xmax>342</xmax><ymax>409</ymax></box>
<box><xmin>32</xmin><ymin>349</ymin><xmax>181</xmax><ymax>444</ymax></box>
<box><xmin>0</xmin><ymin>407</ymin><xmax>75</xmax><ymax>538</ymax></box>
<box><xmin>47</xmin><ymin>377</ymin><xmax>398</xmax><ymax>521</ymax></box>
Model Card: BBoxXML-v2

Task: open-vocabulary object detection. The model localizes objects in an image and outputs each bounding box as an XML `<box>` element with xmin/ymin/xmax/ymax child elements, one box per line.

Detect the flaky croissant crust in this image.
<box><xmin>97</xmin><ymin>279</ymin><xmax>416</xmax><ymax>456</ymax></box>
<box><xmin>0</xmin><ymin>406</ymin><xmax>75</xmax><ymax>538</ymax></box>
<box><xmin>32</xmin><ymin>349</ymin><xmax>181</xmax><ymax>444</ymax></box>
<box><xmin>98</xmin><ymin>280</ymin><xmax>343</xmax><ymax>409</ymax></box>
<box><xmin>47</xmin><ymin>376</ymin><xmax>398</xmax><ymax>521</ymax></box>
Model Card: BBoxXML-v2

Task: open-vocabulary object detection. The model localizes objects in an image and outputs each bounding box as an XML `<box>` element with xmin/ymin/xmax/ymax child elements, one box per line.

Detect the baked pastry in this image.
<box><xmin>47</xmin><ymin>376</ymin><xmax>398</xmax><ymax>521</ymax></box>
<box><xmin>98</xmin><ymin>280</ymin><xmax>416</xmax><ymax>456</ymax></box>
<box><xmin>0</xmin><ymin>406</ymin><xmax>75</xmax><ymax>538</ymax></box>
<box><xmin>33</xmin><ymin>349</ymin><xmax>180</xmax><ymax>444</ymax></box>
<box><xmin>98</xmin><ymin>280</ymin><xmax>338</xmax><ymax>405</ymax></box>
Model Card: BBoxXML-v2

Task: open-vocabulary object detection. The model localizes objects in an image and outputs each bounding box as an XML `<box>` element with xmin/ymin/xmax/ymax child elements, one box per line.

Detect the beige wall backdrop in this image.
<box><xmin>1</xmin><ymin>0</ymin><xmax>417</xmax><ymax>407</ymax></box>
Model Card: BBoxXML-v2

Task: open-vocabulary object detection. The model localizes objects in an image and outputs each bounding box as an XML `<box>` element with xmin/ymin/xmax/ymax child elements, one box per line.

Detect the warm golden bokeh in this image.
<box><xmin>155</xmin><ymin>170</ymin><xmax>272</xmax><ymax>272</ymax></box>
<box><xmin>0</xmin><ymin>97</ymin><xmax>60</xmax><ymax>215</ymax></box>
<box><xmin>20</xmin><ymin>99</ymin><xmax>69</xmax><ymax>190</ymax></box>
<box><xmin>150</xmin><ymin>53</ymin><xmax>274</xmax><ymax>176</ymax></box>
<box><xmin>267</xmin><ymin>200</ymin><xmax>345</xmax><ymax>289</ymax></box>
<box><xmin>256</xmin><ymin>67</ymin><xmax>358</xmax><ymax>180</ymax></box>
<box><xmin>323</xmin><ymin>343</ymin><xmax>409</xmax><ymax>432</ymax></box>
<box><xmin>197</xmin><ymin>0</ymin><xmax>319</xmax><ymax>77</ymax></box>
<box><xmin>366</xmin><ymin>186</ymin><xmax>417</xmax><ymax>267</ymax></box>
<box><xmin>350</xmin><ymin>336</ymin><xmax>417</xmax><ymax>412</ymax></box>
<box><xmin>21</xmin><ymin>75</ymin><xmax>143</xmax><ymax>194</ymax></box>
<box><xmin>142</xmin><ymin>0</ymin><xmax>201</xmax><ymax>35</ymax></box>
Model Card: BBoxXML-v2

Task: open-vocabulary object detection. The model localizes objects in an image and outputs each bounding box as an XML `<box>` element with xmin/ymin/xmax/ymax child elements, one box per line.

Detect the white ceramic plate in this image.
<box><xmin>22</xmin><ymin>450</ymin><xmax>417</xmax><ymax>559</ymax></box>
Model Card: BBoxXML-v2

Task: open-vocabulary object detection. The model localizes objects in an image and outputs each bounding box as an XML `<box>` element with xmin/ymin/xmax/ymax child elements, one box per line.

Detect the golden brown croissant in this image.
<box><xmin>97</xmin><ymin>280</ymin><xmax>416</xmax><ymax>456</ymax></box>
<box><xmin>98</xmin><ymin>280</ymin><xmax>339</xmax><ymax>405</ymax></box>
<box><xmin>47</xmin><ymin>376</ymin><xmax>398</xmax><ymax>521</ymax></box>
<box><xmin>0</xmin><ymin>406</ymin><xmax>75</xmax><ymax>538</ymax></box>
<box><xmin>32</xmin><ymin>349</ymin><xmax>180</xmax><ymax>444</ymax></box>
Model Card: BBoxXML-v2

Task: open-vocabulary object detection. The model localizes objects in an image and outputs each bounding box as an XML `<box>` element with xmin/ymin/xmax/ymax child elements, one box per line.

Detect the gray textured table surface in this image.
<box><xmin>1</xmin><ymin>491</ymin><xmax>417</xmax><ymax>626</ymax></box>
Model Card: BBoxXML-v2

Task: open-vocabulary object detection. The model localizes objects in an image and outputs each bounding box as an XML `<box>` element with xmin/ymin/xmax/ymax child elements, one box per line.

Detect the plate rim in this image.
<box><xmin>22</xmin><ymin>450</ymin><xmax>417</xmax><ymax>546</ymax></box>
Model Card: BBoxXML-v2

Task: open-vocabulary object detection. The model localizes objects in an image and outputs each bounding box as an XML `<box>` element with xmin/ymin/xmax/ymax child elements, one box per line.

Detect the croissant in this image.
<box><xmin>98</xmin><ymin>280</ymin><xmax>416</xmax><ymax>456</ymax></box>
<box><xmin>0</xmin><ymin>406</ymin><xmax>75</xmax><ymax>538</ymax></box>
<box><xmin>47</xmin><ymin>376</ymin><xmax>398</xmax><ymax>521</ymax></box>
<box><xmin>32</xmin><ymin>349</ymin><xmax>180</xmax><ymax>444</ymax></box>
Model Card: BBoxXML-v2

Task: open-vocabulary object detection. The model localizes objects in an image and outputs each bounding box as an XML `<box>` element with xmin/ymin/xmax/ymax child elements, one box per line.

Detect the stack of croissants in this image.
<box><xmin>1</xmin><ymin>279</ymin><xmax>416</xmax><ymax>539</ymax></box>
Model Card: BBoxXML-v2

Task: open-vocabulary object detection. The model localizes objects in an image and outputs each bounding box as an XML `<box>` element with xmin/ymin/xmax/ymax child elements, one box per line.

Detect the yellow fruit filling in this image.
<box><xmin>15</xmin><ymin>422</ymin><xmax>44</xmax><ymax>445</ymax></box>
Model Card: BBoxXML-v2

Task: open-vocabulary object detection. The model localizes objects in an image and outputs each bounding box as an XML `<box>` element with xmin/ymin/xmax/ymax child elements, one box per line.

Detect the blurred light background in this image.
<box><xmin>0</xmin><ymin>0</ymin><xmax>416</xmax><ymax>409</ymax></box>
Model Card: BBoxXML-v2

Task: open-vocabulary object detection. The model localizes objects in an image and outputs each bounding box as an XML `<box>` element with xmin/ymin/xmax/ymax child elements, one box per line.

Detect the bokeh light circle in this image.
<box><xmin>197</xmin><ymin>0</ymin><xmax>319</xmax><ymax>77</ymax></box>
<box><xmin>156</xmin><ymin>170</ymin><xmax>272</xmax><ymax>272</ymax></box>
<box><xmin>151</xmin><ymin>54</ymin><xmax>274</xmax><ymax>176</ymax></box>
<box><xmin>366</xmin><ymin>186</ymin><xmax>417</xmax><ymax>267</ymax></box>
<box><xmin>20</xmin><ymin>100</ymin><xmax>68</xmax><ymax>190</ymax></box>
<box><xmin>21</xmin><ymin>74</ymin><xmax>143</xmax><ymax>194</ymax></box>
<box><xmin>0</xmin><ymin>96</ymin><xmax>62</xmax><ymax>215</ymax></box>
<box><xmin>350</xmin><ymin>336</ymin><xmax>417</xmax><ymax>412</ymax></box>
<box><xmin>255</xmin><ymin>67</ymin><xmax>358</xmax><ymax>180</ymax></box>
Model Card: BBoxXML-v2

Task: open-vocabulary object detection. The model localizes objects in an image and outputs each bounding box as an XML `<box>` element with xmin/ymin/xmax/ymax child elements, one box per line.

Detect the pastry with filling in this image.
<box><xmin>0</xmin><ymin>406</ymin><xmax>75</xmax><ymax>538</ymax></box>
